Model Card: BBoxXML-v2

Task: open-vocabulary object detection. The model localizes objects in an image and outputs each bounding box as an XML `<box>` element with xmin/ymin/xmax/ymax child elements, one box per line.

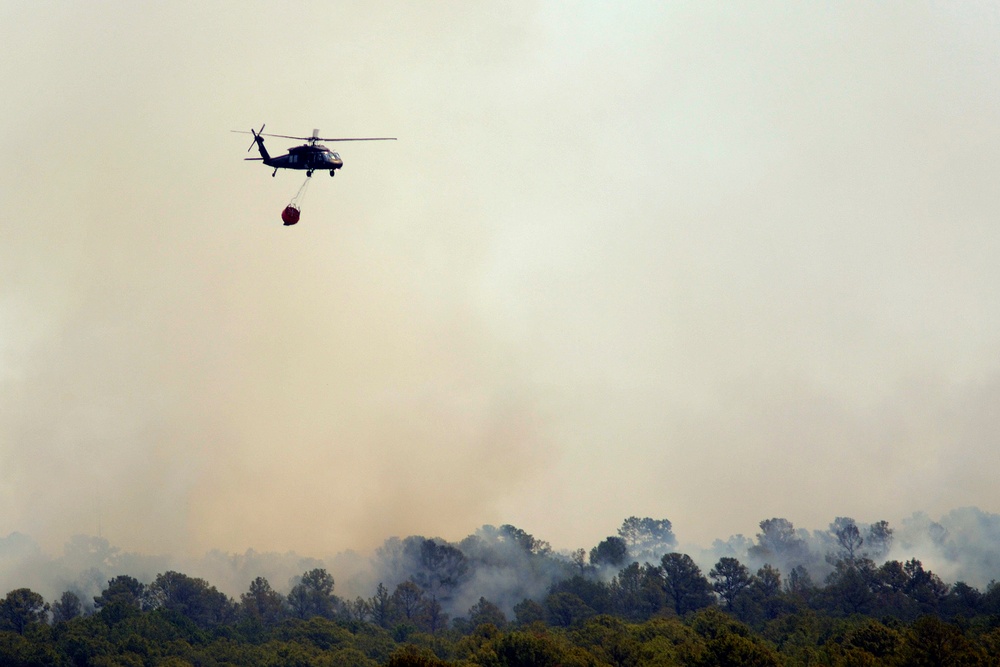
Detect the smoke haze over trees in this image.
<box><xmin>5</xmin><ymin>509</ymin><xmax>1000</xmax><ymax>665</ymax></box>
<box><xmin>4</xmin><ymin>508</ymin><xmax>1000</xmax><ymax>621</ymax></box>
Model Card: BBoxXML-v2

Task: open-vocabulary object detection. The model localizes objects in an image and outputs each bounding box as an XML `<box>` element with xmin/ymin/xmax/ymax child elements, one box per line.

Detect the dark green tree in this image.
<box><xmin>345</xmin><ymin>596</ymin><xmax>372</xmax><ymax>623</ymax></box>
<box><xmin>93</xmin><ymin>574</ymin><xmax>149</xmax><ymax>611</ymax></box>
<box><xmin>872</xmin><ymin>558</ymin><xmax>919</xmax><ymax>618</ymax></box>
<box><xmin>93</xmin><ymin>574</ymin><xmax>152</xmax><ymax>624</ymax></box>
<box><xmin>590</xmin><ymin>536</ymin><xmax>628</xmax><ymax>569</ymax></box>
<box><xmin>608</xmin><ymin>562</ymin><xmax>664</xmax><ymax>621</ymax></box>
<box><xmin>149</xmin><ymin>570</ymin><xmax>236</xmax><ymax>628</ymax></box>
<box><xmin>785</xmin><ymin>564</ymin><xmax>816</xmax><ymax>604</ymax></box>
<box><xmin>287</xmin><ymin>567</ymin><xmax>338</xmax><ymax>619</ymax></box>
<box><xmin>390</xmin><ymin>581</ymin><xmax>425</xmax><ymax>623</ymax></box>
<box><xmin>240</xmin><ymin>576</ymin><xmax>285</xmax><ymax>625</ymax></box>
<box><xmin>823</xmin><ymin>558</ymin><xmax>877</xmax><ymax>615</ymax></box>
<box><xmin>903</xmin><ymin>558</ymin><xmax>949</xmax><ymax>615</ymax></box>
<box><xmin>690</xmin><ymin>607</ymin><xmax>780</xmax><ymax>666</ymax></box>
<box><xmin>573</xmin><ymin>615</ymin><xmax>643</xmax><ymax>667</ymax></box>
<box><xmin>386</xmin><ymin>643</ymin><xmax>450</xmax><ymax>667</ymax></box>
<box><xmin>727</xmin><ymin>564</ymin><xmax>790</xmax><ymax>627</ymax></box>
<box><xmin>369</xmin><ymin>582</ymin><xmax>394</xmax><ymax>628</ymax></box>
<box><xmin>411</xmin><ymin>539</ymin><xmax>469</xmax><ymax>599</ymax></box>
<box><xmin>544</xmin><ymin>592</ymin><xmax>596</xmax><ymax>627</ymax></box>
<box><xmin>421</xmin><ymin>594</ymin><xmax>448</xmax><ymax>634</ymax></box>
<box><xmin>513</xmin><ymin>598</ymin><xmax>546</xmax><ymax>626</ymax></box>
<box><xmin>467</xmin><ymin>596</ymin><xmax>507</xmax><ymax>629</ymax></box>
<box><xmin>0</xmin><ymin>588</ymin><xmax>49</xmax><ymax>634</ymax></box>
<box><xmin>660</xmin><ymin>552</ymin><xmax>715</xmax><ymax>616</ymax></box>
<box><xmin>754</xmin><ymin>564</ymin><xmax>781</xmax><ymax>598</ymax></box>
<box><xmin>741</xmin><ymin>563</ymin><xmax>793</xmax><ymax>625</ymax></box>
<box><xmin>709</xmin><ymin>557</ymin><xmax>752</xmax><ymax>610</ymax></box>
<box><xmin>976</xmin><ymin>580</ymin><xmax>1000</xmax><ymax>615</ymax></box>
<box><xmin>842</xmin><ymin>618</ymin><xmax>904</xmax><ymax>662</ymax></box>
<box><xmin>942</xmin><ymin>581</ymin><xmax>982</xmax><ymax>618</ymax></box>
<box><xmin>903</xmin><ymin>615</ymin><xmax>986</xmax><ymax>666</ymax></box>
<box><xmin>492</xmin><ymin>630</ymin><xmax>563</xmax><ymax>667</ymax></box>
<box><xmin>327</xmin><ymin>647</ymin><xmax>379</xmax><ymax>667</ymax></box>
<box><xmin>51</xmin><ymin>590</ymin><xmax>82</xmax><ymax>623</ymax></box>
<box><xmin>549</xmin><ymin>575</ymin><xmax>611</xmax><ymax>614</ymax></box>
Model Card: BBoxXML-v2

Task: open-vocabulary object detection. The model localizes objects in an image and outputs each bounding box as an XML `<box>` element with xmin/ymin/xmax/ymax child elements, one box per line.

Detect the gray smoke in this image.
<box><xmin>5</xmin><ymin>507</ymin><xmax>1000</xmax><ymax>616</ymax></box>
<box><xmin>4</xmin><ymin>3</ymin><xmax>1000</xmax><ymax>599</ymax></box>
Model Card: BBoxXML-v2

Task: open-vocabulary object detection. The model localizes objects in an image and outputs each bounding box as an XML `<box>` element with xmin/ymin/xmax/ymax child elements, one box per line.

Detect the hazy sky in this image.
<box><xmin>2</xmin><ymin>2</ymin><xmax>999</xmax><ymax>560</ymax></box>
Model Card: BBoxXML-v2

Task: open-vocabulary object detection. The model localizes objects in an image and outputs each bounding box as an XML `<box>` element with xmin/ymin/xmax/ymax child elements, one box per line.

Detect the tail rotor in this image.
<box><xmin>246</xmin><ymin>124</ymin><xmax>265</xmax><ymax>152</ymax></box>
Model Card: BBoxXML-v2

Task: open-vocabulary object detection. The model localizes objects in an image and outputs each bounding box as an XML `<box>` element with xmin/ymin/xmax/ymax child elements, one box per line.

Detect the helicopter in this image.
<box><xmin>234</xmin><ymin>125</ymin><xmax>396</xmax><ymax>177</ymax></box>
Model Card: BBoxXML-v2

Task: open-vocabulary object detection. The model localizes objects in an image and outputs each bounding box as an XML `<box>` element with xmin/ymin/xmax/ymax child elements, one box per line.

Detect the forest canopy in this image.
<box><xmin>3</xmin><ymin>510</ymin><xmax>1000</xmax><ymax>665</ymax></box>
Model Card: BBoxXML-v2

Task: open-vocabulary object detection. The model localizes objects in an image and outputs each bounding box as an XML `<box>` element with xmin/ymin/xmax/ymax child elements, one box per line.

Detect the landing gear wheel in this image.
<box><xmin>306</xmin><ymin>170</ymin><xmax>313</xmax><ymax>177</ymax></box>
<box><xmin>330</xmin><ymin>170</ymin><xmax>336</xmax><ymax>177</ymax></box>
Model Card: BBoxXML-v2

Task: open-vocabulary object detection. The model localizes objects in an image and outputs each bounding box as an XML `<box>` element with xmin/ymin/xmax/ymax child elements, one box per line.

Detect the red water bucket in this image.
<box><xmin>281</xmin><ymin>205</ymin><xmax>300</xmax><ymax>226</ymax></box>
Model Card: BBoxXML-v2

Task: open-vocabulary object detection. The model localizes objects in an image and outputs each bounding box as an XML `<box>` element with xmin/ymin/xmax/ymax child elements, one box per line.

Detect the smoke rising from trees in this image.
<box><xmin>4</xmin><ymin>507</ymin><xmax>1000</xmax><ymax>623</ymax></box>
<box><xmin>5</xmin><ymin>2</ymin><xmax>1000</xmax><ymax>568</ymax></box>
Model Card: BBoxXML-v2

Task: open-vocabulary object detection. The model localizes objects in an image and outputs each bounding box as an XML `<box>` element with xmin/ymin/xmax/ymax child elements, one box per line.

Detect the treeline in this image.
<box><xmin>2</xmin><ymin>520</ymin><xmax>1000</xmax><ymax>665</ymax></box>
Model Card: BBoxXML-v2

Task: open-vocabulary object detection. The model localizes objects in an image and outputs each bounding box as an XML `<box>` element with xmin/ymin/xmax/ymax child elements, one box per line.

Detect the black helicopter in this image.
<box><xmin>234</xmin><ymin>125</ymin><xmax>396</xmax><ymax>177</ymax></box>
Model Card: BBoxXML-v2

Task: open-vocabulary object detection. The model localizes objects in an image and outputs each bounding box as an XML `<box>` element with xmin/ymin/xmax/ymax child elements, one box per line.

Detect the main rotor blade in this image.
<box><xmin>230</xmin><ymin>126</ymin><xmax>266</xmax><ymax>136</ymax></box>
<box><xmin>244</xmin><ymin>132</ymin><xmax>314</xmax><ymax>141</ymax></box>
<box><xmin>314</xmin><ymin>137</ymin><xmax>397</xmax><ymax>142</ymax></box>
<box><xmin>232</xmin><ymin>130</ymin><xmax>397</xmax><ymax>142</ymax></box>
<box><xmin>258</xmin><ymin>133</ymin><xmax>397</xmax><ymax>142</ymax></box>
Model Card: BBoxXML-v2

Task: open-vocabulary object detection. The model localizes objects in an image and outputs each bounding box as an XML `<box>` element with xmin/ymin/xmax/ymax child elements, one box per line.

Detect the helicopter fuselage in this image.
<box><xmin>265</xmin><ymin>145</ymin><xmax>343</xmax><ymax>175</ymax></box>
<box><xmin>248</xmin><ymin>133</ymin><xmax>343</xmax><ymax>177</ymax></box>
